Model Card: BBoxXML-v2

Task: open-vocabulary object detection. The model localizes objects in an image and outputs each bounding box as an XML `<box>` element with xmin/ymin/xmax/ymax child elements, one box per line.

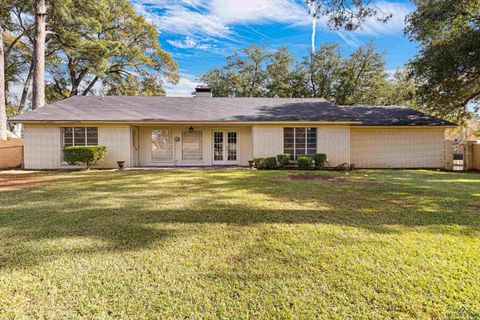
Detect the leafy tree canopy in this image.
<box><xmin>1</xmin><ymin>0</ymin><xmax>179</xmax><ymax>113</ymax></box>
<box><xmin>405</xmin><ymin>0</ymin><xmax>480</xmax><ymax>121</ymax></box>
<box><xmin>47</xmin><ymin>0</ymin><xmax>179</xmax><ymax>98</ymax></box>
<box><xmin>201</xmin><ymin>43</ymin><xmax>403</xmax><ymax>107</ymax></box>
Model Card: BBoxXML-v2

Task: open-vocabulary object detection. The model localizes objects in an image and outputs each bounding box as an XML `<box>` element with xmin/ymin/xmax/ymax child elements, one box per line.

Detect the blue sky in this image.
<box><xmin>130</xmin><ymin>0</ymin><xmax>417</xmax><ymax>96</ymax></box>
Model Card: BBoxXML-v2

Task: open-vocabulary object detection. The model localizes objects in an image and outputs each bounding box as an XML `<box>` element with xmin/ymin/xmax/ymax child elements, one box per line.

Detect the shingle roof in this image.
<box><xmin>10</xmin><ymin>96</ymin><xmax>455</xmax><ymax>126</ymax></box>
<box><xmin>341</xmin><ymin>105</ymin><xmax>455</xmax><ymax>126</ymax></box>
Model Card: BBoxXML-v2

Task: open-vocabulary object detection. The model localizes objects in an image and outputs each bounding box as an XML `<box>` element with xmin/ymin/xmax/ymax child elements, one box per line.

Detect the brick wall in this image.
<box><xmin>351</xmin><ymin>128</ymin><xmax>445</xmax><ymax>168</ymax></box>
<box><xmin>252</xmin><ymin>126</ymin><xmax>283</xmax><ymax>158</ymax></box>
<box><xmin>317</xmin><ymin>127</ymin><xmax>350</xmax><ymax>166</ymax></box>
<box><xmin>252</xmin><ymin>125</ymin><xmax>351</xmax><ymax>166</ymax></box>
<box><xmin>23</xmin><ymin>125</ymin><xmax>131</xmax><ymax>169</ymax></box>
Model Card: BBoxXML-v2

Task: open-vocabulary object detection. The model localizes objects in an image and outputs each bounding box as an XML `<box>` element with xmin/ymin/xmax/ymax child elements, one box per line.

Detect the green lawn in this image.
<box><xmin>0</xmin><ymin>169</ymin><xmax>479</xmax><ymax>319</ymax></box>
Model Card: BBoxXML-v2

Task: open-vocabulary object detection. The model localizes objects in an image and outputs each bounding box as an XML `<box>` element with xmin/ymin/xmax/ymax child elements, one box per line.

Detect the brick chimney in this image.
<box><xmin>194</xmin><ymin>86</ymin><xmax>212</xmax><ymax>98</ymax></box>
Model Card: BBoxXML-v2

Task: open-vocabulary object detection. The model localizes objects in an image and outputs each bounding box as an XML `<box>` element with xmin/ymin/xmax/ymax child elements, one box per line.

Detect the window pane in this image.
<box><xmin>295</xmin><ymin>128</ymin><xmax>306</xmax><ymax>157</ymax></box>
<box><xmin>152</xmin><ymin>129</ymin><xmax>174</xmax><ymax>161</ymax></box>
<box><xmin>74</xmin><ymin>127</ymin><xmax>86</xmax><ymax>146</ymax></box>
<box><xmin>62</xmin><ymin>128</ymin><xmax>73</xmax><ymax>147</ymax></box>
<box><xmin>227</xmin><ymin>132</ymin><xmax>237</xmax><ymax>161</ymax></box>
<box><xmin>86</xmin><ymin>127</ymin><xmax>98</xmax><ymax>145</ymax></box>
<box><xmin>307</xmin><ymin>128</ymin><xmax>317</xmax><ymax>155</ymax></box>
<box><xmin>214</xmin><ymin>131</ymin><xmax>223</xmax><ymax>161</ymax></box>
<box><xmin>182</xmin><ymin>130</ymin><xmax>203</xmax><ymax>161</ymax></box>
<box><xmin>284</xmin><ymin>128</ymin><xmax>294</xmax><ymax>158</ymax></box>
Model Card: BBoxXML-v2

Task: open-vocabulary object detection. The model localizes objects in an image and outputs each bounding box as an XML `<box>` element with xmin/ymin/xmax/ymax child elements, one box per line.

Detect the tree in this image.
<box><xmin>226</xmin><ymin>44</ymin><xmax>269</xmax><ymax>97</ymax></box>
<box><xmin>305</xmin><ymin>0</ymin><xmax>392</xmax><ymax>52</ymax></box>
<box><xmin>3</xmin><ymin>0</ymin><xmax>34</xmax><ymax>113</ymax></box>
<box><xmin>334</xmin><ymin>43</ymin><xmax>387</xmax><ymax>105</ymax></box>
<box><xmin>199</xmin><ymin>68</ymin><xmax>239</xmax><ymax>97</ymax></box>
<box><xmin>0</xmin><ymin>23</ymin><xmax>6</xmax><ymax>140</ymax></box>
<box><xmin>32</xmin><ymin>0</ymin><xmax>46</xmax><ymax>109</ymax></box>
<box><xmin>383</xmin><ymin>69</ymin><xmax>418</xmax><ymax>108</ymax></box>
<box><xmin>265</xmin><ymin>47</ymin><xmax>294</xmax><ymax>97</ymax></box>
<box><xmin>46</xmin><ymin>0</ymin><xmax>178</xmax><ymax>99</ymax></box>
<box><xmin>201</xmin><ymin>43</ymin><xmax>397</xmax><ymax>104</ymax></box>
<box><xmin>302</xmin><ymin>43</ymin><xmax>342</xmax><ymax>99</ymax></box>
<box><xmin>288</xmin><ymin>64</ymin><xmax>310</xmax><ymax>98</ymax></box>
<box><xmin>405</xmin><ymin>0</ymin><xmax>480</xmax><ymax>121</ymax></box>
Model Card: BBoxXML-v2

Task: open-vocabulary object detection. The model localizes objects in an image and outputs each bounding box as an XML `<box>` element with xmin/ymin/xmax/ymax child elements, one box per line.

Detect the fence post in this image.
<box><xmin>444</xmin><ymin>140</ymin><xmax>453</xmax><ymax>170</ymax></box>
<box><xmin>464</xmin><ymin>141</ymin><xmax>474</xmax><ymax>171</ymax></box>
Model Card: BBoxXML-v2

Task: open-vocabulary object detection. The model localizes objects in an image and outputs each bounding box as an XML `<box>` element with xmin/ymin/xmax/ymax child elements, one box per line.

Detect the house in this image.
<box><xmin>10</xmin><ymin>88</ymin><xmax>455</xmax><ymax>169</ymax></box>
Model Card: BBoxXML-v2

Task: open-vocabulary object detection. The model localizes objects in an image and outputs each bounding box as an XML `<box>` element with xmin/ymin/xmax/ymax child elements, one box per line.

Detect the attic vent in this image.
<box><xmin>194</xmin><ymin>86</ymin><xmax>212</xmax><ymax>98</ymax></box>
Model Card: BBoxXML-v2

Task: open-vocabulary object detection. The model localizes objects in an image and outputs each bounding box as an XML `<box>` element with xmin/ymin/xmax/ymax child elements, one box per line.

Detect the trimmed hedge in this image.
<box><xmin>254</xmin><ymin>158</ymin><xmax>267</xmax><ymax>170</ymax></box>
<box><xmin>277</xmin><ymin>154</ymin><xmax>290</xmax><ymax>169</ymax></box>
<box><xmin>64</xmin><ymin>146</ymin><xmax>107</xmax><ymax>169</ymax></box>
<box><xmin>314</xmin><ymin>153</ymin><xmax>327</xmax><ymax>168</ymax></box>
<box><xmin>265</xmin><ymin>157</ymin><xmax>278</xmax><ymax>170</ymax></box>
<box><xmin>297</xmin><ymin>155</ymin><xmax>312</xmax><ymax>170</ymax></box>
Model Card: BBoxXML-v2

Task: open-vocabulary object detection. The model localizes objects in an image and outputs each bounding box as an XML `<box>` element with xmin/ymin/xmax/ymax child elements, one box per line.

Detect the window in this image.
<box><xmin>227</xmin><ymin>132</ymin><xmax>237</xmax><ymax>161</ymax></box>
<box><xmin>284</xmin><ymin>128</ymin><xmax>317</xmax><ymax>159</ymax></box>
<box><xmin>62</xmin><ymin>127</ymin><xmax>98</xmax><ymax>147</ymax></box>
<box><xmin>152</xmin><ymin>129</ymin><xmax>174</xmax><ymax>161</ymax></box>
<box><xmin>214</xmin><ymin>131</ymin><xmax>223</xmax><ymax>161</ymax></box>
<box><xmin>182</xmin><ymin>130</ymin><xmax>203</xmax><ymax>161</ymax></box>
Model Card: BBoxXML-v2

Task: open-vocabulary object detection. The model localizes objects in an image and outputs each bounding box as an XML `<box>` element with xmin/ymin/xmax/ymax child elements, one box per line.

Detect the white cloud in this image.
<box><xmin>167</xmin><ymin>36</ymin><xmax>211</xmax><ymax>50</ymax></box>
<box><xmin>351</xmin><ymin>1</ymin><xmax>413</xmax><ymax>35</ymax></box>
<box><xmin>336</xmin><ymin>32</ymin><xmax>362</xmax><ymax>48</ymax></box>
<box><xmin>164</xmin><ymin>74</ymin><xmax>200</xmax><ymax>97</ymax></box>
<box><xmin>131</xmin><ymin>0</ymin><xmax>413</xmax><ymax>51</ymax></box>
<box><xmin>130</xmin><ymin>0</ymin><xmax>307</xmax><ymax>38</ymax></box>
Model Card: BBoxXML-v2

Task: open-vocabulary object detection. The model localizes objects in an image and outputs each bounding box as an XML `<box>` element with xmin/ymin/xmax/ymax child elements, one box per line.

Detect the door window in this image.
<box><xmin>214</xmin><ymin>131</ymin><xmax>223</xmax><ymax>161</ymax></box>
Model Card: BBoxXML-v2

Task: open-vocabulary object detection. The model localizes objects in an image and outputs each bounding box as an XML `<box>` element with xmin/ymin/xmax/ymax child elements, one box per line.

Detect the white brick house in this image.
<box><xmin>10</xmin><ymin>89</ymin><xmax>455</xmax><ymax>169</ymax></box>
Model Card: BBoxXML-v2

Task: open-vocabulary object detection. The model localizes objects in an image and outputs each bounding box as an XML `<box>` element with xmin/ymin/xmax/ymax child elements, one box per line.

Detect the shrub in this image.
<box><xmin>265</xmin><ymin>157</ymin><xmax>278</xmax><ymax>170</ymax></box>
<box><xmin>277</xmin><ymin>154</ymin><xmax>290</xmax><ymax>169</ymax></box>
<box><xmin>297</xmin><ymin>156</ymin><xmax>312</xmax><ymax>170</ymax></box>
<box><xmin>314</xmin><ymin>153</ymin><xmax>327</xmax><ymax>168</ymax></box>
<box><xmin>64</xmin><ymin>146</ymin><xmax>107</xmax><ymax>169</ymax></box>
<box><xmin>254</xmin><ymin>157</ymin><xmax>267</xmax><ymax>170</ymax></box>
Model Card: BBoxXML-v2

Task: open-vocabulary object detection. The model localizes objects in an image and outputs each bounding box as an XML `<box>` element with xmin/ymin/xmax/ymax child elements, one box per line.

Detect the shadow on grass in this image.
<box><xmin>0</xmin><ymin>169</ymin><xmax>479</xmax><ymax>269</ymax></box>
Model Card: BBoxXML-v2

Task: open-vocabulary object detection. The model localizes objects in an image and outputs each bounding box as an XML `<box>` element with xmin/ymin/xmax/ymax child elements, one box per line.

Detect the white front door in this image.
<box><xmin>212</xmin><ymin>130</ymin><xmax>239</xmax><ymax>165</ymax></box>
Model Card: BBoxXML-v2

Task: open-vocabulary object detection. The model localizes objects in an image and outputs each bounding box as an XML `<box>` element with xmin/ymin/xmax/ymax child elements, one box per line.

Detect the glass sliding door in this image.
<box><xmin>213</xmin><ymin>130</ymin><xmax>238</xmax><ymax>165</ymax></box>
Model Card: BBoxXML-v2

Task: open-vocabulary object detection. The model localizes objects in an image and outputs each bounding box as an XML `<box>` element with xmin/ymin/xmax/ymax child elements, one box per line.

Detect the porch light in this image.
<box><xmin>188</xmin><ymin>126</ymin><xmax>194</xmax><ymax>133</ymax></box>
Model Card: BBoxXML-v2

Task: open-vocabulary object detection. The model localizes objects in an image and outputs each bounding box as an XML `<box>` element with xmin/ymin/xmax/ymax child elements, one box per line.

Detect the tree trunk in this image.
<box><xmin>32</xmin><ymin>0</ymin><xmax>46</xmax><ymax>109</ymax></box>
<box><xmin>0</xmin><ymin>25</ymin><xmax>7</xmax><ymax>141</ymax></box>
<box><xmin>82</xmin><ymin>76</ymin><xmax>99</xmax><ymax>95</ymax></box>
<box><xmin>19</xmin><ymin>61</ymin><xmax>34</xmax><ymax>113</ymax></box>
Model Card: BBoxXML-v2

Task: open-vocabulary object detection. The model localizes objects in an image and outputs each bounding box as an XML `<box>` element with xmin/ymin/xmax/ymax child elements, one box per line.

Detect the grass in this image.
<box><xmin>0</xmin><ymin>169</ymin><xmax>479</xmax><ymax>319</ymax></box>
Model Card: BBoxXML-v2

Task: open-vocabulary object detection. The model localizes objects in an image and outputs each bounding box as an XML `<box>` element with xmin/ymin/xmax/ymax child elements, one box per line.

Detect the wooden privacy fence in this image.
<box><xmin>0</xmin><ymin>137</ymin><xmax>24</xmax><ymax>169</ymax></box>
<box><xmin>473</xmin><ymin>144</ymin><xmax>480</xmax><ymax>170</ymax></box>
<box><xmin>463</xmin><ymin>141</ymin><xmax>480</xmax><ymax>171</ymax></box>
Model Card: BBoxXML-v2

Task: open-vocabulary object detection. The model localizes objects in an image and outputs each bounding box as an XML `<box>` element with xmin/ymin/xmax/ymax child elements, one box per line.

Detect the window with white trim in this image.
<box><xmin>182</xmin><ymin>129</ymin><xmax>203</xmax><ymax>161</ymax></box>
<box><xmin>62</xmin><ymin>127</ymin><xmax>98</xmax><ymax>147</ymax></box>
<box><xmin>284</xmin><ymin>128</ymin><xmax>317</xmax><ymax>159</ymax></box>
<box><xmin>151</xmin><ymin>129</ymin><xmax>174</xmax><ymax>161</ymax></box>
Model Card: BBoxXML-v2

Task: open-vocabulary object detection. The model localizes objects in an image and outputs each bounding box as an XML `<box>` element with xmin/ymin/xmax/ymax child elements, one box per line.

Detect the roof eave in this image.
<box><xmin>10</xmin><ymin>119</ymin><xmax>362</xmax><ymax>125</ymax></box>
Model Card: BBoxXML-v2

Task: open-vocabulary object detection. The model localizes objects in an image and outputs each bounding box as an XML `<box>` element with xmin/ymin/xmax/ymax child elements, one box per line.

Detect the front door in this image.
<box><xmin>212</xmin><ymin>130</ymin><xmax>238</xmax><ymax>165</ymax></box>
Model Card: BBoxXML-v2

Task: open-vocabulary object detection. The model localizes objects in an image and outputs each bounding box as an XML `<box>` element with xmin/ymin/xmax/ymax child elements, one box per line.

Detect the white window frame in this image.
<box><xmin>62</xmin><ymin>127</ymin><xmax>98</xmax><ymax>147</ymax></box>
<box><xmin>283</xmin><ymin>127</ymin><xmax>317</xmax><ymax>160</ymax></box>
